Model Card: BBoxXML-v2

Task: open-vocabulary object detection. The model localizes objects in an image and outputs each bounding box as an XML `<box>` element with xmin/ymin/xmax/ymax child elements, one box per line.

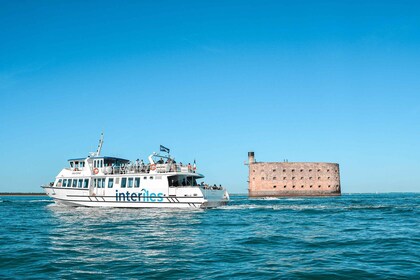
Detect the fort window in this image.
<box><xmin>292</xmin><ymin>185</ymin><xmax>295</xmax><ymax>188</ymax></box>
<box><xmin>309</xmin><ymin>177</ymin><xmax>312</xmax><ymax>180</ymax></box>
<box><xmin>300</xmin><ymin>177</ymin><xmax>304</xmax><ymax>180</ymax></box>
<box><xmin>301</xmin><ymin>185</ymin><xmax>304</xmax><ymax>188</ymax></box>
<box><xmin>309</xmin><ymin>169</ymin><xmax>312</xmax><ymax>172</ymax></box>
<box><xmin>328</xmin><ymin>185</ymin><xmax>331</xmax><ymax>188</ymax></box>
<box><xmin>283</xmin><ymin>169</ymin><xmax>286</xmax><ymax>172</ymax></box>
<box><xmin>327</xmin><ymin>169</ymin><xmax>330</xmax><ymax>172</ymax></box>
<box><xmin>318</xmin><ymin>177</ymin><xmax>321</xmax><ymax>180</ymax></box>
<box><xmin>310</xmin><ymin>185</ymin><xmax>313</xmax><ymax>188</ymax></box>
<box><xmin>300</xmin><ymin>169</ymin><xmax>303</xmax><ymax>172</ymax></box>
<box><xmin>283</xmin><ymin>177</ymin><xmax>286</xmax><ymax>180</ymax></box>
<box><xmin>253</xmin><ymin>170</ymin><xmax>255</xmax><ymax>172</ymax></box>
<box><xmin>273</xmin><ymin>177</ymin><xmax>277</xmax><ymax>180</ymax></box>
<box><xmin>318</xmin><ymin>185</ymin><xmax>321</xmax><ymax>188</ymax></box>
<box><xmin>284</xmin><ymin>185</ymin><xmax>287</xmax><ymax>188</ymax></box>
<box><xmin>253</xmin><ymin>177</ymin><xmax>255</xmax><ymax>180</ymax></box>
<box><xmin>328</xmin><ymin>177</ymin><xmax>330</xmax><ymax>179</ymax></box>
<box><xmin>261</xmin><ymin>177</ymin><xmax>264</xmax><ymax>180</ymax></box>
<box><xmin>317</xmin><ymin>169</ymin><xmax>321</xmax><ymax>172</ymax></box>
<box><xmin>273</xmin><ymin>169</ymin><xmax>276</xmax><ymax>172</ymax></box>
<box><xmin>273</xmin><ymin>185</ymin><xmax>277</xmax><ymax>189</ymax></box>
<box><xmin>292</xmin><ymin>177</ymin><xmax>295</xmax><ymax>180</ymax></box>
<box><xmin>292</xmin><ymin>169</ymin><xmax>295</xmax><ymax>172</ymax></box>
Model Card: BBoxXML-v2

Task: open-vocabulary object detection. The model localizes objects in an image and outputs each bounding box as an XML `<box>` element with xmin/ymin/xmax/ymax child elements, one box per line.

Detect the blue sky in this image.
<box><xmin>0</xmin><ymin>0</ymin><xmax>419</xmax><ymax>193</ymax></box>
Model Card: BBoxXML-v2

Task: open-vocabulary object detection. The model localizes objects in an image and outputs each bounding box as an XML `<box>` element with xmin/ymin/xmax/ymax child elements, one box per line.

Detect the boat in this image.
<box><xmin>42</xmin><ymin>134</ymin><xmax>230</xmax><ymax>208</ymax></box>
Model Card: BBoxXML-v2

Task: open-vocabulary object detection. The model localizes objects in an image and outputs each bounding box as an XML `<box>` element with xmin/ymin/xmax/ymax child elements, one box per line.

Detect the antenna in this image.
<box><xmin>96</xmin><ymin>132</ymin><xmax>104</xmax><ymax>156</ymax></box>
<box><xmin>88</xmin><ymin>133</ymin><xmax>104</xmax><ymax>157</ymax></box>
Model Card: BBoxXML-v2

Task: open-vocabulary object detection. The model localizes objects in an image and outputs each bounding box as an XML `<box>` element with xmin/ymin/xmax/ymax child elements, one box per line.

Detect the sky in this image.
<box><xmin>0</xmin><ymin>0</ymin><xmax>419</xmax><ymax>193</ymax></box>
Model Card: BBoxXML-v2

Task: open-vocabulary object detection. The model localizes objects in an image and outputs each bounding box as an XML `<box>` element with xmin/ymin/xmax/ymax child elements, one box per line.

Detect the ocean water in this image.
<box><xmin>0</xmin><ymin>194</ymin><xmax>419</xmax><ymax>279</ymax></box>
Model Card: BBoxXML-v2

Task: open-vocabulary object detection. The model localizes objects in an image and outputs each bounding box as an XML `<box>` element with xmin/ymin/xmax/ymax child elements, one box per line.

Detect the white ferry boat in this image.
<box><xmin>42</xmin><ymin>135</ymin><xmax>229</xmax><ymax>208</ymax></box>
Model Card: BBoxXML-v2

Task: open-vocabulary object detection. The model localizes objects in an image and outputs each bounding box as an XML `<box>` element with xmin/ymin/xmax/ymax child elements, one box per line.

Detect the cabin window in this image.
<box><xmin>83</xmin><ymin>179</ymin><xmax>89</xmax><ymax>188</ymax></box>
<box><xmin>143</xmin><ymin>177</ymin><xmax>147</xmax><ymax>180</ymax></box>
<box><xmin>78</xmin><ymin>179</ymin><xmax>83</xmax><ymax>188</ymax></box>
<box><xmin>108</xmin><ymin>178</ymin><xmax>114</xmax><ymax>188</ymax></box>
<box><xmin>150</xmin><ymin>176</ymin><xmax>153</xmax><ymax>180</ymax></box>
<box><xmin>72</xmin><ymin>179</ymin><xmax>77</xmax><ymax>188</ymax></box>
<box><xmin>56</xmin><ymin>179</ymin><xmax>62</xmax><ymax>187</ymax></box>
<box><xmin>121</xmin><ymin>178</ymin><xmax>127</xmax><ymax>188</ymax></box>
<box><xmin>128</xmin><ymin>178</ymin><xmax>133</xmax><ymax>188</ymax></box>
<box><xmin>94</xmin><ymin>161</ymin><xmax>96</xmax><ymax>168</ymax></box>
<box><xmin>134</xmin><ymin>178</ymin><xmax>140</xmax><ymax>188</ymax></box>
<box><xmin>63</xmin><ymin>179</ymin><xmax>68</xmax><ymax>187</ymax></box>
<box><xmin>67</xmin><ymin>179</ymin><xmax>72</xmax><ymax>188</ymax></box>
<box><xmin>98</xmin><ymin>179</ymin><xmax>102</xmax><ymax>188</ymax></box>
<box><xmin>70</xmin><ymin>162</ymin><xmax>74</xmax><ymax>168</ymax></box>
<box><xmin>100</xmin><ymin>160</ymin><xmax>103</xmax><ymax>168</ymax></box>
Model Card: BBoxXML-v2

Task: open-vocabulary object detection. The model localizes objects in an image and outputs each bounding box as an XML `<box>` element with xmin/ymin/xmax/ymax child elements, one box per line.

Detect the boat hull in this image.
<box><xmin>43</xmin><ymin>186</ymin><xmax>229</xmax><ymax>209</ymax></box>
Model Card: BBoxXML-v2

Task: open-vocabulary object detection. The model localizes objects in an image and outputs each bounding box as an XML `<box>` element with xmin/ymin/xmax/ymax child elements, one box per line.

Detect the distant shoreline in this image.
<box><xmin>0</xmin><ymin>193</ymin><xmax>47</xmax><ymax>196</ymax></box>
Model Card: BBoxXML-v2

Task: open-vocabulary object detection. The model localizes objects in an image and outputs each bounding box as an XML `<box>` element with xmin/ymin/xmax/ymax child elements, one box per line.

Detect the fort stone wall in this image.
<box><xmin>247</xmin><ymin>152</ymin><xmax>341</xmax><ymax>197</ymax></box>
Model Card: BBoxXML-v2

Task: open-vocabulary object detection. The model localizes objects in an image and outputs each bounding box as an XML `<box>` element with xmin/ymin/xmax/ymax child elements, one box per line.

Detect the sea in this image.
<box><xmin>0</xmin><ymin>193</ymin><xmax>419</xmax><ymax>279</ymax></box>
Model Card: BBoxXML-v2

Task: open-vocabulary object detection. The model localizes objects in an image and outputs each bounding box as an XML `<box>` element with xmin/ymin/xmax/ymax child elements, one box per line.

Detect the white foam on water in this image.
<box><xmin>29</xmin><ymin>199</ymin><xmax>53</xmax><ymax>203</ymax></box>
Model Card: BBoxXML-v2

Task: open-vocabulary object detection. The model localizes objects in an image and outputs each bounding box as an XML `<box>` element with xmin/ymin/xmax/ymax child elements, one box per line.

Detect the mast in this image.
<box><xmin>89</xmin><ymin>133</ymin><xmax>104</xmax><ymax>157</ymax></box>
<box><xmin>96</xmin><ymin>133</ymin><xmax>104</xmax><ymax>156</ymax></box>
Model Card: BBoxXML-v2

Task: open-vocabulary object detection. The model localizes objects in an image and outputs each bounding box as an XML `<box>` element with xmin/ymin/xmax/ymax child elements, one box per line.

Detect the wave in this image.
<box><xmin>28</xmin><ymin>200</ymin><xmax>54</xmax><ymax>203</ymax></box>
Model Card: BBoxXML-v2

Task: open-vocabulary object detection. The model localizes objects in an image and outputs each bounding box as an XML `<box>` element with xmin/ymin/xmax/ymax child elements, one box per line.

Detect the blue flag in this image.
<box><xmin>160</xmin><ymin>145</ymin><xmax>170</xmax><ymax>153</ymax></box>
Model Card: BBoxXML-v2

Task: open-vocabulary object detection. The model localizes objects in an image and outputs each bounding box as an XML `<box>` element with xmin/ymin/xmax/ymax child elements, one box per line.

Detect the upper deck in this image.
<box><xmin>62</xmin><ymin>135</ymin><xmax>201</xmax><ymax>177</ymax></box>
<box><xmin>66</xmin><ymin>154</ymin><xmax>201</xmax><ymax>180</ymax></box>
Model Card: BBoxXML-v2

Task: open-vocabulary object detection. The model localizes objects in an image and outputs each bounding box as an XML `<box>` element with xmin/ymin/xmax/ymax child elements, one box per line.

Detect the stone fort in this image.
<box><xmin>247</xmin><ymin>152</ymin><xmax>341</xmax><ymax>197</ymax></box>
